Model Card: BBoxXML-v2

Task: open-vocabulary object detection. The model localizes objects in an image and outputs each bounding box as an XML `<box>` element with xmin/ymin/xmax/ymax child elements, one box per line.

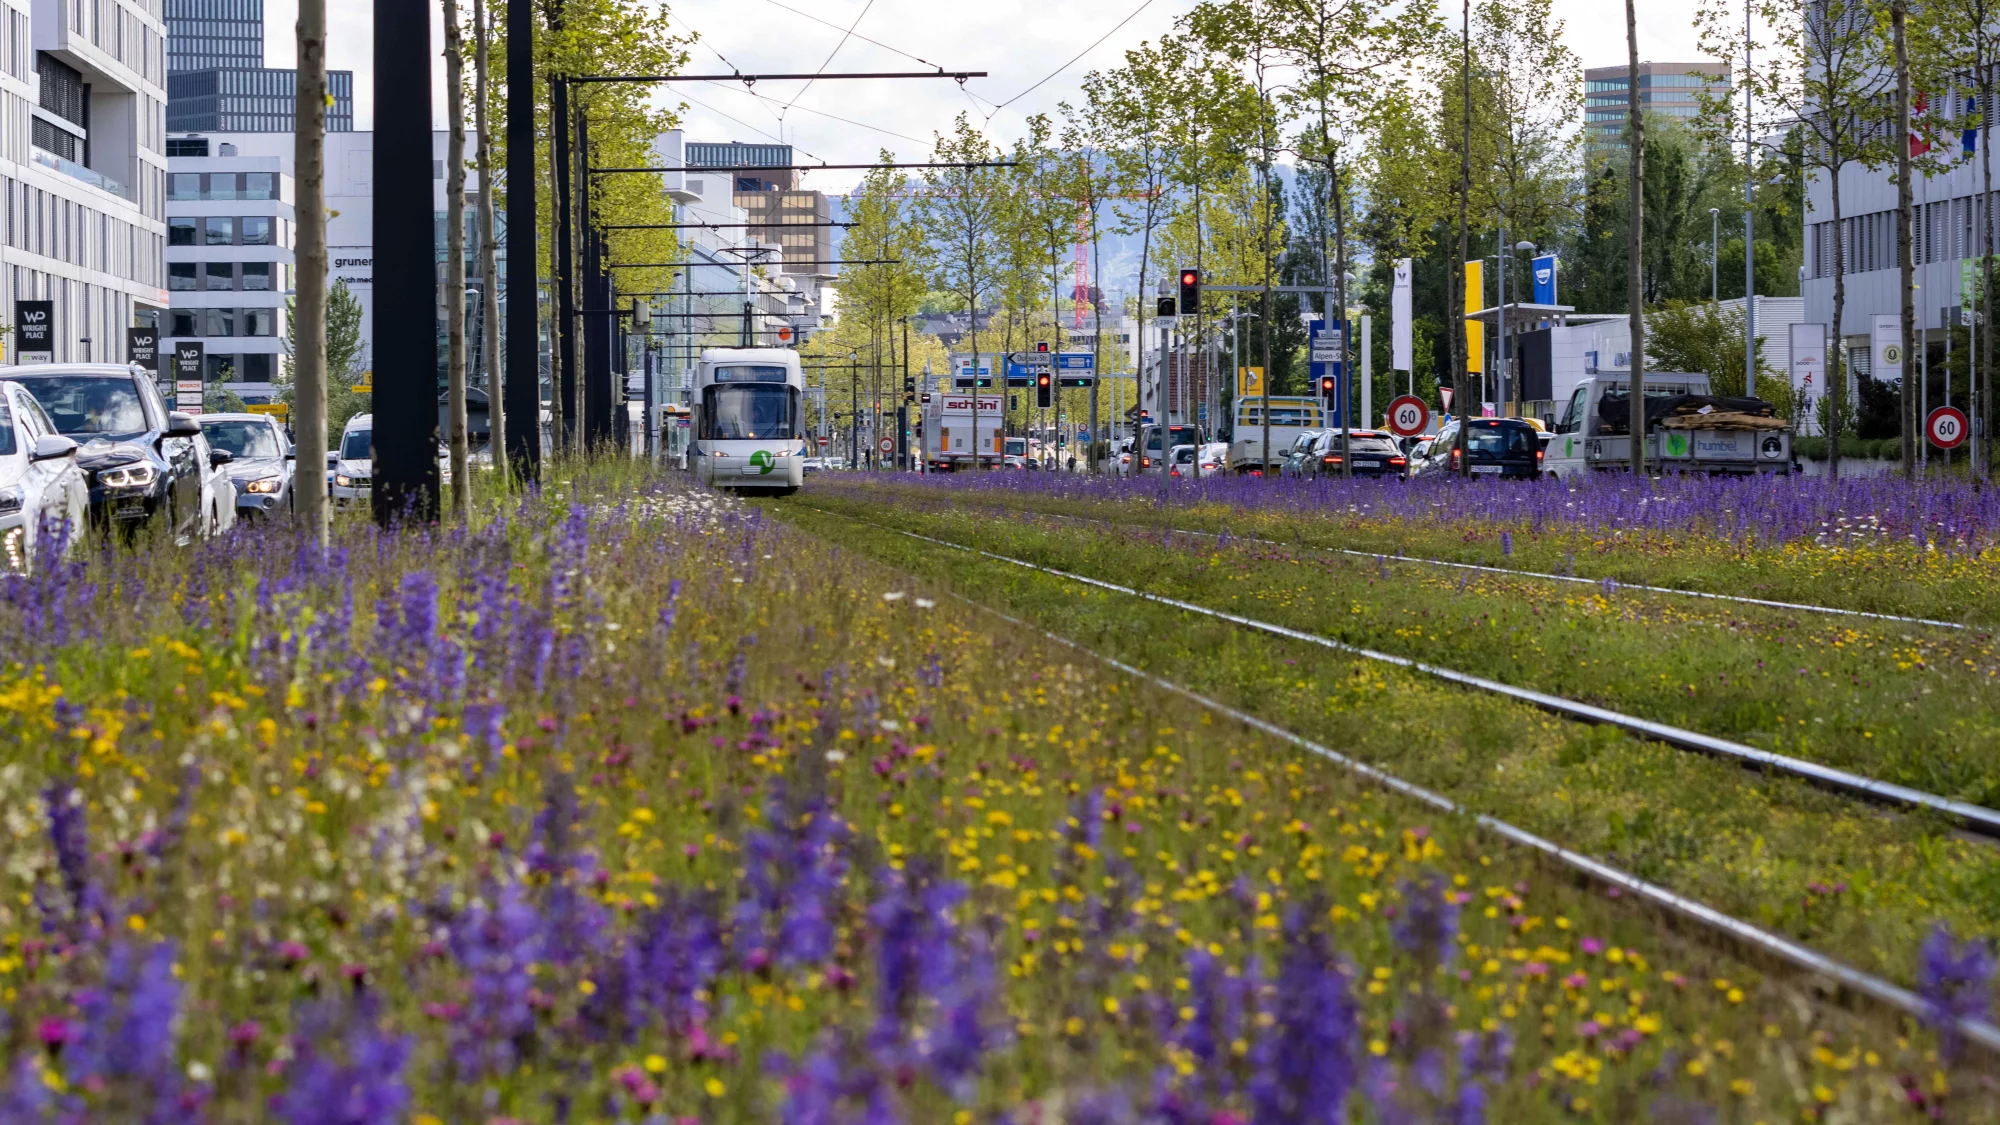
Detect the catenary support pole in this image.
<box><xmin>372</xmin><ymin>0</ymin><xmax>439</xmax><ymax>523</ymax></box>
<box><xmin>503</xmin><ymin>0</ymin><xmax>540</xmax><ymax>480</ymax></box>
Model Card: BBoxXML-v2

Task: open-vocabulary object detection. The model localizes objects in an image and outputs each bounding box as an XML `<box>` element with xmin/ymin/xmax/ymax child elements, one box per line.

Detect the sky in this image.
<box><xmin>260</xmin><ymin>0</ymin><xmax>1715</xmax><ymax>195</ymax></box>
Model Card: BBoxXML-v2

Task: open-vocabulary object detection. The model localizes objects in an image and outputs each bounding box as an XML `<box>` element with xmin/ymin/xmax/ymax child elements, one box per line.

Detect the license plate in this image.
<box><xmin>739</xmin><ymin>465</ymin><xmax>770</xmax><ymax>476</ymax></box>
<box><xmin>113</xmin><ymin>500</ymin><xmax>148</xmax><ymax>520</ymax></box>
<box><xmin>1471</xmin><ymin>464</ymin><xmax>1503</xmax><ymax>474</ymax></box>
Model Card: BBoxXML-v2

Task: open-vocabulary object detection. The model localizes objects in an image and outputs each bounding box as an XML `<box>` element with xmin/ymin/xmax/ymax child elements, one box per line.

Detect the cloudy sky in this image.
<box><xmin>260</xmin><ymin>0</ymin><xmax>1714</xmax><ymax>194</ymax></box>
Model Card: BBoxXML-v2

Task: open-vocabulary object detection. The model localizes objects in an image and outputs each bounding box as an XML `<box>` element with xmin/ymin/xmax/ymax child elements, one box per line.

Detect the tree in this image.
<box><xmin>472</xmin><ymin>0</ymin><xmax>503</xmax><ymax>483</ymax></box>
<box><xmin>1625</xmin><ymin>0</ymin><xmax>1645</xmax><ymax>475</ymax></box>
<box><xmin>819</xmin><ymin>155</ymin><xmax>928</xmax><ymax>466</ymax></box>
<box><xmin>1644</xmin><ymin>299</ymin><xmax>1783</xmax><ymax>408</ymax></box>
<box><xmin>1698</xmin><ymin>0</ymin><xmax>1894</xmax><ymax>479</ymax></box>
<box><xmin>283</xmin><ymin>281</ymin><xmax>369</xmax><ymax>443</ymax></box>
<box><xmin>292</xmin><ymin>0</ymin><xmax>328</xmax><ymax>543</ymax></box>
<box><xmin>443</xmin><ymin>0</ymin><xmax>470</xmax><ymax>519</ymax></box>
<box><xmin>917</xmin><ymin>115</ymin><xmax>1007</xmax><ymax>403</ymax></box>
<box><xmin>1058</xmin><ymin>100</ymin><xmax>1123</xmax><ymax>459</ymax></box>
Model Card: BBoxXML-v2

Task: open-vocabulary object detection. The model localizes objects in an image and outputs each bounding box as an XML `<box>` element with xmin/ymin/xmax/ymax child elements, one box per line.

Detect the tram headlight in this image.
<box><xmin>773</xmin><ymin>448</ymin><xmax>791</xmax><ymax>457</ymax></box>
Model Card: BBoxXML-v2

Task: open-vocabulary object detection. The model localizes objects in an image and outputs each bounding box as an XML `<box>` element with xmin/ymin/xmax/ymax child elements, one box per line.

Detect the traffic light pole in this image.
<box><xmin>371</xmin><ymin>0</ymin><xmax>438</xmax><ymax>524</ymax></box>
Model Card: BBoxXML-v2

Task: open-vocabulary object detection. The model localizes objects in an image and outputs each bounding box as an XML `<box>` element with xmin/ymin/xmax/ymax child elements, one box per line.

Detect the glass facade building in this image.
<box><xmin>164</xmin><ymin>0</ymin><xmax>263</xmax><ymax>73</ymax></box>
<box><xmin>164</xmin><ymin>0</ymin><xmax>352</xmax><ymax>133</ymax></box>
<box><xmin>1583</xmin><ymin>62</ymin><xmax>1731</xmax><ymax>159</ymax></box>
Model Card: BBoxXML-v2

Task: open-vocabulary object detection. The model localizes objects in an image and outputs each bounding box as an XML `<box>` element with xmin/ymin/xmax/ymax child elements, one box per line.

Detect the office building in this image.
<box><xmin>684</xmin><ymin>140</ymin><xmax>834</xmax><ymax>279</ymax></box>
<box><xmin>1584</xmin><ymin>62</ymin><xmax>1730</xmax><ymax>158</ymax></box>
<box><xmin>0</xmin><ymin>0</ymin><xmax>170</xmax><ymax>363</ymax></box>
<box><xmin>164</xmin><ymin>0</ymin><xmax>354</xmax><ymax>132</ymax></box>
<box><xmin>163</xmin><ymin>139</ymin><xmax>293</xmax><ymax>398</ymax></box>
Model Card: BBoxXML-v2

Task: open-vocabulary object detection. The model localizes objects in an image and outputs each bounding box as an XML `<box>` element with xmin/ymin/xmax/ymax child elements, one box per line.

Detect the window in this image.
<box><xmin>240</xmin><ymin>261</ymin><xmax>271</xmax><ymax>290</ymax></box>
<box><xmin>203</xmin><ymin>308</ymin><xmax>233</xmax><ymax>336</ymax></box>
<box><xmin>168</xmin><ymin>173</ymin><xmax>201</xmax><ymax>200</ymax></box>
<box><xmin>241</xmin><ymin>216</ymin><xmax>270</xmax><ymax>245</ymax></box>
<box><xmin>243</xmin><ymin>307</ymin><xmax>274</xmax><ymax>336</ymax></box>
<box><xmin>243</xmin><ymin>172</ymin><xmax>274</xmax><ymax>200</ymax></box>
<box><xmin>168</xmin><ymin>217</ymin><xmax>197</xmax><ymax>245</ymax></box>
<box><xmin>205</xmin><ymin>353</ymin><xmax>236</xmax><ymax>382</ymax></box>
<box><xmin>10</xmin><ymin>374</ymin><xmax>146</xmax><ymax>436</ymax></box>
<box><xmin>242</xmin><ymin>353</ymin><xmax>273</xmax><ymax>381</ymax></box>
<box><xmin>699</xmin><ymin>384</ymin><xmax>797</xmax><ymax>440</ymax></box>
<box><xmin>207</xmin><ymin>172</ymin><xmax>237</xmax><ymax>199</ymax></box>
<box><xmin>199</xmin><ymin>417</ymin><xmax>281</xmax><ymax>456</ymax></box>
<box><xmin>165</xmin><ymin>138</ymin><xmax>208</xmax><ymax>157</ymax></box>
<box><xmin>205</xmin><ymin>262</ymin><xmax>233</xmax><ymax>290</ymax></box>
<box><xmin>168</xmin><ymin>261</ymin><xmax>197</xmax><ymax>290</ymax></box>
<box><xmin>204</xmin><ymin>216</ymin><xmax>233</xmax><ymax>245</ymax></box>
<box><xmin>169</xmin><ymin>309</ymin><xmax>197</xmax><ymax>336</ymax></box>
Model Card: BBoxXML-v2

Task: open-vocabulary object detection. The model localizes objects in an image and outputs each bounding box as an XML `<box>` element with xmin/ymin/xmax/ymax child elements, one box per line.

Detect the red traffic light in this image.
<box><xmin>1036</xmin><ymin>341</ymin><xmax>1050</xmax><ymax>352</ymax></box>
<box><xmin>1181</xmin><ymin>270</ymin><xmax>1197</xmax><ymax>286</ymax></box>
<box><xmin>1319</xmin><ymin>376</ymin><xmax>1335</xmax><ymax>395</ymax></box>
<box><xmin>1037</xmin><ymin>372</ymin><xmax>1051</xmax><ymax>386</ymax></box>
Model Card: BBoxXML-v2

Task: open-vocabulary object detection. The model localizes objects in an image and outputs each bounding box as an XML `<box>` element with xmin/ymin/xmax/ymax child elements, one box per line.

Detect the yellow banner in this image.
<box><xmin>246</xmin><ymin>403</ymin><xmax>289</xmax><ymax>421</ymax></box>
<box><xmin>1465</xmin><ymin>260</ymin><xmax>1484</xmax><ymax>373</ymax></box>
<box><xmin>1238</xmin><ymin>366</ymin><xmax>1265</xmax><ymax>398</ymax></box>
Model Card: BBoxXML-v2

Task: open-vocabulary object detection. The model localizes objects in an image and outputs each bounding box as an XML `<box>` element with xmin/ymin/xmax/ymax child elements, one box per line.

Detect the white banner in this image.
<box><xmin>1391</xmin><ymin>258</ymin><xmax>1413</xmax><ymax>372</ymax></box>
<box><xmin>1870</xmin><ymin>313</ymin><xmax>1903</xmax><ymax>381</ymax></box>
<box><xmin>1789</xmin><ymin>322</ymin><xmax>1826</xmax><ymax>436</ymax></box>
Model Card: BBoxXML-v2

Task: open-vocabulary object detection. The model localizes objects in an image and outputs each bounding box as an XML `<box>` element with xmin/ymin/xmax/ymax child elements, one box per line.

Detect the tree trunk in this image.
<box><xmin>473</xmin><ymin>0</ymin><xmax>502</xmax><ymax>487</ymax></box>
<box><xmin>1333</xmin><ymin>156</ymin><xmax>1351</xmax><ymax>478</ymax></box>
<box><xmin>293</xmin><ymin>0</ymin><xmax>328</xmax><ymax>544</ymax></box>
<box><xmin>1893</xmin><ymin>0</ymin><xmax>1916</xmax><ymax>478</ymax></box>
<box><xmin>1454</xmin><ymin>0</ymin><xmax>1472</xmax><ymax>476</ymax></box>
<box><xmin>1625</xmin><ymin>0</ymin><xmax>1646</xmax><ymax>477</ymax></box>
<box><xmin>1984</xmin><ymin>68</ymin><xmax>1995</xmax><ymax>482</ymax></box>
<box><xmin>444</xmin><ymin>0</ymin><xmax>469</xmax><ymax>518</ymax></box>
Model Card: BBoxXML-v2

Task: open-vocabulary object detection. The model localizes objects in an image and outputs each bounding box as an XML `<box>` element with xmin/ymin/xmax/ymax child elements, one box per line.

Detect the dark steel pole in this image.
<box><xmin>551</xmin><ymin>77</ymin><xmax>577</xmax><ymax>452</ymax></box>
<box><xmin>504</xmin><ymin>0</ymin><xmax>539</xmax><ymax>479</ymax></box>
<box><xmin>579</xmin><ymin>106</ymin><xmax>612</xmax><ymax>447</ymax></box>
<box><xmin>371</xmin><ymin>0</ymin><xmax>439</xmax><ymax>524</ymax></box>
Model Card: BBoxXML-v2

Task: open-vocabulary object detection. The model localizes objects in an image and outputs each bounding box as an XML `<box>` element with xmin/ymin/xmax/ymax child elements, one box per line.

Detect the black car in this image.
<box><xmin>1304</xmin><ymin>429</ymin><xmax>1410</xmax><ymax>479</ymax></box>
<box><xmin>6</xmin><ymin>363</ymin><xmax>211</xmax><ymax>541</ymax></box>
<box><xmin>1416</xmin><ymin>418</ymin><xmax>1541</xmax><ymax>479</ymax></box>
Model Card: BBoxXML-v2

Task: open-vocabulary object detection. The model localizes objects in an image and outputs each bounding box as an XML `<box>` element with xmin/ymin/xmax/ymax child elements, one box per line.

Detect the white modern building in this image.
<box><xmin>164</xmin><ymin>137</ymin><xmax>292</xmax><ymax>399</ymax></box>
<box><xmin>0</xmin><ymin>0</ymin><xmax>169</xmax><ymax>363</ymax></box>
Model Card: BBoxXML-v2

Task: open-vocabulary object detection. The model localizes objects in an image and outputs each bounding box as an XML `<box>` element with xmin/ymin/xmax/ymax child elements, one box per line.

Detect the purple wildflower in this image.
<box><xmin>273</xmin><ymin>1000</ymin><xmax>412</xmax><ymax>1125</ymax></box>
<box><xmin>1391</xmin><ymin>874</ymin><xmax>1459</xmax><ymax>968</ymax></box>
<box><xmin>1249</xmin><ymin>907</ymin><xmax>1358</xmax><ymax>1123</ymax></box>
<box><xmin>1917</xmin><ymin>923</ymin><xmax>1997</xmax><ymax>1064</ymax></box>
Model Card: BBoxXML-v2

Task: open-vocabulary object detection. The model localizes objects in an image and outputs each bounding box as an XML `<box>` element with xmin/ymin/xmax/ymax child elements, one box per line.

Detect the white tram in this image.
<box><xmin>690</xmin><ymin>348</ymin><xmax>807</xmax><ymax>494</ymax></box>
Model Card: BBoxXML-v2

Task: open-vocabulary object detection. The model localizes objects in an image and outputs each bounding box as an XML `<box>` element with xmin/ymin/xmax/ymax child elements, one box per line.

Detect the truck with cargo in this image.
<box><xmin>921</xmin><ymin>392</ymin><xmax>1004</xmax><ymax>471</ymax></box>
<box><xmin>1540</xmin><ymin>372</ymin><xmax>1795</xmax><ymax>479</ymax></box>
<box><xmin>1227</xmin><ymin>396</ymin><xmax>1325</xmax><ymax>474</ymax></box>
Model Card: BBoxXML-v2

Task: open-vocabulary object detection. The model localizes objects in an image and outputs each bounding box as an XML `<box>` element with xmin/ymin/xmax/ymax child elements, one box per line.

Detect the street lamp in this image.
<box><xmin>1709</xmin><ymin>208</ymin><xmax>1720</xmax><ymax>303</ymax></box>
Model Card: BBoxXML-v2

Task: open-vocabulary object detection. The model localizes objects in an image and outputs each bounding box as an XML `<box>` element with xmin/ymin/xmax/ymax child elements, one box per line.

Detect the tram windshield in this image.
<box><xmin>701</xmin><ymin>384</ymin><xmax>797</xmax><ymax>441</ymax></box>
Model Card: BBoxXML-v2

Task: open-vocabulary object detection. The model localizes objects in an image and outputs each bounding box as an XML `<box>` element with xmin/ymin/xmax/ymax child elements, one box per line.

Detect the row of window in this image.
<box><xmin>2</xmin><ymin>173</ymin><xmax>160</xmax><ymax>285</ymax></box>
<box><xmin>1810</xmin><ymin>193</ymin><xmax>2000</xmax><ymax>279</ymax></box>
<box><xmin>168</xmin><ymin>172</ymin><xmax>277</xmax><ymax>201</ymax></box>
<box><xmin>167</xmin><ymin>306</ymin><xmax>279</xmax><ymax>338</ymax></box>
<box><xmin>168</xmin><ymin>215</ymin><xmax>276</xmax><ymax>246</ymax></box>
<box><xmin>167</xmin><ymin>261</ymin><xmax>280</xmax><ymax>291</ymax></box>
<box><xmin>183</xmin><ymin>352</ymin><xmax>277</xmax><ymax>383</ymax></box>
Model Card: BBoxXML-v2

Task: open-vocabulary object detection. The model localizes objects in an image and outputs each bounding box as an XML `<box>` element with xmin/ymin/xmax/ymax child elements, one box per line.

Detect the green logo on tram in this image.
<box><xmin>749</xmin><ymin>449</ymin><xmax>776</xmax><ymax>475</ymax></box>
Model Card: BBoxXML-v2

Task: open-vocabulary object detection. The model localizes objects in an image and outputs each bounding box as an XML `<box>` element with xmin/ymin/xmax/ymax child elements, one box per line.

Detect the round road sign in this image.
<box><xmin>1928</xmin><ymin>405</ymin><xmax>1968</xmax><ymax>449</ymax></box>
<box><xmin>1386</xmin><ymin>394</ymin><xmax>1430</xmax><ymax>437</ymax></box>
<box><xmin>878</xmin><ymin>437</ymin><xmax>896</xmax><ymax>454</ymax></box>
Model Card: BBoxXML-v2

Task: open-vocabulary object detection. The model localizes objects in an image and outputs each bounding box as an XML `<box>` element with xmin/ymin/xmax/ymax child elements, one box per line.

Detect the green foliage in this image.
<box><xmin>1643</xmin><ymin>299</ymin><xmax>1788</xmax><ymax>415</ymax></box>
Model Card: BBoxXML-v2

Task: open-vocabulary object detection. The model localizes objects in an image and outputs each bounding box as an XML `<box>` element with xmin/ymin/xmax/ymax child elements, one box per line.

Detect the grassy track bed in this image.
<box><xmin>807</xmin><ymin>486</ymin><xmax>2000</xmax><ymax>810</ymax></box>
<box><xmin>15</xmin><ymin>466</ymin><xmax>1994</xmax><ymax>1120</ymax></box>
<box><xmin>777</xmin><ymin>490</ymin><xmax>2000</xmax><ymax>995</ymax></box>
<box><xmin>815</xmin><ymin>475</ymin><xmax>2000</xmax><ymax>626</ymax></box>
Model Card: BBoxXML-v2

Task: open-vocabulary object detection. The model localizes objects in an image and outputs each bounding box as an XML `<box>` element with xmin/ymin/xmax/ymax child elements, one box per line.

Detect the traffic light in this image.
<box><xmin>1179</xmin><ymin>268</ymin><xmax>1200</xmax><ymax>315</ymax></box>
<box><xmin>1157</xmin><ymin>296</ymin><xmax>1176</xmax><ymax>319</ymax></box>
<box><xmin>1036</xmin><ymin>341</ymin><xmax>1050</xmax><ymax>353</ymax></box>
<box><xmin>1036</xmin><ymin>370</ymin><xmax>1053</xmax><ymax>408</ymax></box>
<box><xmin>1319</xmin><ymin>374</ymin><xmax>1336</xmax><ymax>401</ymax></box>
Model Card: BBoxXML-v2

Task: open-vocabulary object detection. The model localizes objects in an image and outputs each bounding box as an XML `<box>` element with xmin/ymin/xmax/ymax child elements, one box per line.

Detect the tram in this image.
<box><xmin>690</xmin><ymin>348</ymin><xmax>807</xmax><ymax>494</ymax></box>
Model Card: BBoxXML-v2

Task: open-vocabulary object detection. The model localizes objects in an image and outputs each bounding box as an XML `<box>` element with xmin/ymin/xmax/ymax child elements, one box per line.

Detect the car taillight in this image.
<box><xmin>1450</xmin><ymin>448</ymin><xmax>1460</xmax><ymax>469</ymax></box>
<box><xmin>1536</xmin><ymin>447</ymin><xmax>1545</xmax><ymax>462</ymax></box>
<box><xmin>1141</xmin><ymin>457</ymin><xmax>1151</xmax><ymax>467</ymax></box>
<box><xmin>1322</xmin><ymin>455</ymin><xmax>1342</xmax><ymax>464</ymax></box>
<box><xmin>1389</xmin><ymin>457</ymin><xmax>1406</xmax><ymax>466</ymax></box>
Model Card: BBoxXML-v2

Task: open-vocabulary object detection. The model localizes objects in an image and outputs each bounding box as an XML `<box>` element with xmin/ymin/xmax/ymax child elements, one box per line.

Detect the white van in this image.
<box><xmin>330</xmin><ymin>413</ymin><xmax>453</xmax><ymax>509</ymax></box>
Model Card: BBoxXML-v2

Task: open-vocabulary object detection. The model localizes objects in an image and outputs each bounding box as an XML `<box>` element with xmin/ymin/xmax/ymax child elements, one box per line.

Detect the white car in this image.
<box><xmin>0</xmin><ymin>380</ymin><xmax>88</xmax><ymax>573</ymax></box>
<box><xmin>190</xmin><ymin>427</ymin><xmax>236</xmax><ymax>537</ymax></box>
<box><xmin>331</xmin><ymin>413</ymin><xmax>453</xmax><ymax>510</ymax></box>
<box><xmin>1197</xmin><ymin>441</ymin><xmax>1230</xmax><ymax>478</ymax></box>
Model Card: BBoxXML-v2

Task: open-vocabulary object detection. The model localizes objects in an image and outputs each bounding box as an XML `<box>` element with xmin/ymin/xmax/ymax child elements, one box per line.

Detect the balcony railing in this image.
<box><xmin>31</xmin><ymin>147</ymin><xmax>131</xmax><ymax>201</ymax></box>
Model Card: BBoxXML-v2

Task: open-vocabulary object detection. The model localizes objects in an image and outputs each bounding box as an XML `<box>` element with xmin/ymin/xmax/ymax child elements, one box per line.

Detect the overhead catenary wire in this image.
<box><xmin>782</xmin><ymin>0</ymin><xmax>876</xmax><ymax>116</ymax></box>
<box><xmin>980</xmin><ymin>0</ymin><xmax>1160</xmax><ymax>116</ymax></box>
<box><xmin>802</xmin><ymin>507</ymin><xmax>2000</xmax><ymax>1059</ymax></box>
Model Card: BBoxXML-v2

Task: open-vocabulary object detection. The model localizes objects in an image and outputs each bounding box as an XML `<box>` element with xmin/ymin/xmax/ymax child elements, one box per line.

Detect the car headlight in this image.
<box><xmin>335</xmin><ymin>474</ymin><xmax>356</xmax><ymax>487</ymax></box>
<box><xmin>2</xmin><ymin>525</ymin><xmax>23</xmax><ymax>572</ymax></box>
<box><xmin>245</xmin><ymin>476</ymin><xmax>283</xmax><ymax>494</ymax></box>
<box><xmin>98</xmin><ymin>463</ymin><xmax>158</xmax><ymax>488</ymax></box>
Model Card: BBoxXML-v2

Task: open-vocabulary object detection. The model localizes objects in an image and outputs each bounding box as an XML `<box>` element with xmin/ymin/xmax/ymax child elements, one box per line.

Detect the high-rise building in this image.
<box><xmin>1584</xmin><ymin>62</ymin><xmax>1730</xmax><ymax>158</ymax></box>
<box><xmin>0</xmin><ymin>1</ymin><xmax>171</xmax><ymax>363</ymax></box>
<box><xmin>163</xmin><ymin>0</ymin><xmax>354</xmax><ymax>132</ymax></box>
<box><xmin>684</xmin><ymin>141</ymin><xmax>834</xmax><ymax>279</ymax></box>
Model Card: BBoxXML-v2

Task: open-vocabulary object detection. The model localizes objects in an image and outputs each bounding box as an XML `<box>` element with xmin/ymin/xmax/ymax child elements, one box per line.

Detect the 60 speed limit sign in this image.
<box><xmin>1386</xmin><ymin>394</ymin><xmax>1430</xmax><ymax>437</ymax></box>
<box><xmin>1927</xmin><ymin>405</ymin><xmax>1968</xmax><ymax>449</ymax></box>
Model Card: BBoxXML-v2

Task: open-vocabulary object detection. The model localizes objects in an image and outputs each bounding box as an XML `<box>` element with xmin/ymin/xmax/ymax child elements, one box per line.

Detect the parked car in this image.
<box><xmin>200</xmin><ymin>412</ymin><xmax>295</xmax><ymax>521</ymax></box>
<box><xmin>190</xmin><ymin>427</ymin><xmax>236</xmax><ymax>536</ymax></box>
<box><xmin>0</xmin><ymin>379</ymin><xmax>88</xmax><ymax>573</ymax></box>
<box><xmin>5</xmin><ymin>363</ymin><xmax>207</xmax><ymax>543</ymax></box>
<box><xmin>1197</xmin><ymin>441</ymin><xmax>1230</xmax><ymax>478</ymax></box>
<box><xmin>1166</xmin><ymin>443</ymin><xmax>1199</xmax><ymax>479</ymax></box>
<box><xmin>1413</xmin><ymin>418</ymin><xmax>1543</xmax><ymax>480</ymax></box>
<box><xmin>1304</xmin><ymin>429</ymin><xmax>1410</xmax><ymax>480</ymax></box>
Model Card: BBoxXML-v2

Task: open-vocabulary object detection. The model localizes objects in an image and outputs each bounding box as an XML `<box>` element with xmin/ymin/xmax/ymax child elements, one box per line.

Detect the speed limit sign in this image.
<box><xmin>1386</xmin><ymin>394</ymin><xmax>1430</xmax><ymax>437</ymax></box>
<box><xmin>878</xmin><ymin>437</ymin><xmax>896</xmax><ymax>454</ymax></box>
<box><xmin>1927</xmin><ymin>405</ymin><xmax>1968</xmax><ymax>449</ymax></box>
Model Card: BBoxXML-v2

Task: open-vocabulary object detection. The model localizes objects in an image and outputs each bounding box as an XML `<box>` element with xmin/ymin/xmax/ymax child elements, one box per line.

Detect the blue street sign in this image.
<box><xmin>1004</xmin><ymin>360</ymin><xmax>1034</xmax><ymax>386</ymax></box>
<box><xmin>1309</xmin><ymin>318</ymin><xmax>1348</xmax><ymax>430</ymax></box>
<box><xmin>1056</xmin><ymin>352</ymin><xmax>1095</xmax><ymax>371</ymax></box>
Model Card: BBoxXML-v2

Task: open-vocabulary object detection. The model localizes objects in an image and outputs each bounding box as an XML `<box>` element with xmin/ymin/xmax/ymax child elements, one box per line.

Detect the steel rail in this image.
<box><xmin>885</xmin><ymin>526</ymin><xmax>2000</xmax><ymax>838</ymax></box>
<box><xmin>1001</xmin><ymin>505</ymin><xmax>1975</xmax><ymax>632</ymax></box>
<box><xmin>801</xmin><ymin>509</ymin><xmax>2000</xmax><ymax>1054</ymax></box>
<box><xmin>931</xmin><ymin>587</ymin><xmax>2000</xmax><ymax>1059</ymax></box>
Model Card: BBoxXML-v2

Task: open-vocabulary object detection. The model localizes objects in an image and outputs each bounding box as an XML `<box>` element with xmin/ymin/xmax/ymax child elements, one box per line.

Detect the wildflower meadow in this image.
<box><xmin>0</xmin><ymin>462</ymin><xmax>1995</xmax><ymax>1122</ymax></box>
